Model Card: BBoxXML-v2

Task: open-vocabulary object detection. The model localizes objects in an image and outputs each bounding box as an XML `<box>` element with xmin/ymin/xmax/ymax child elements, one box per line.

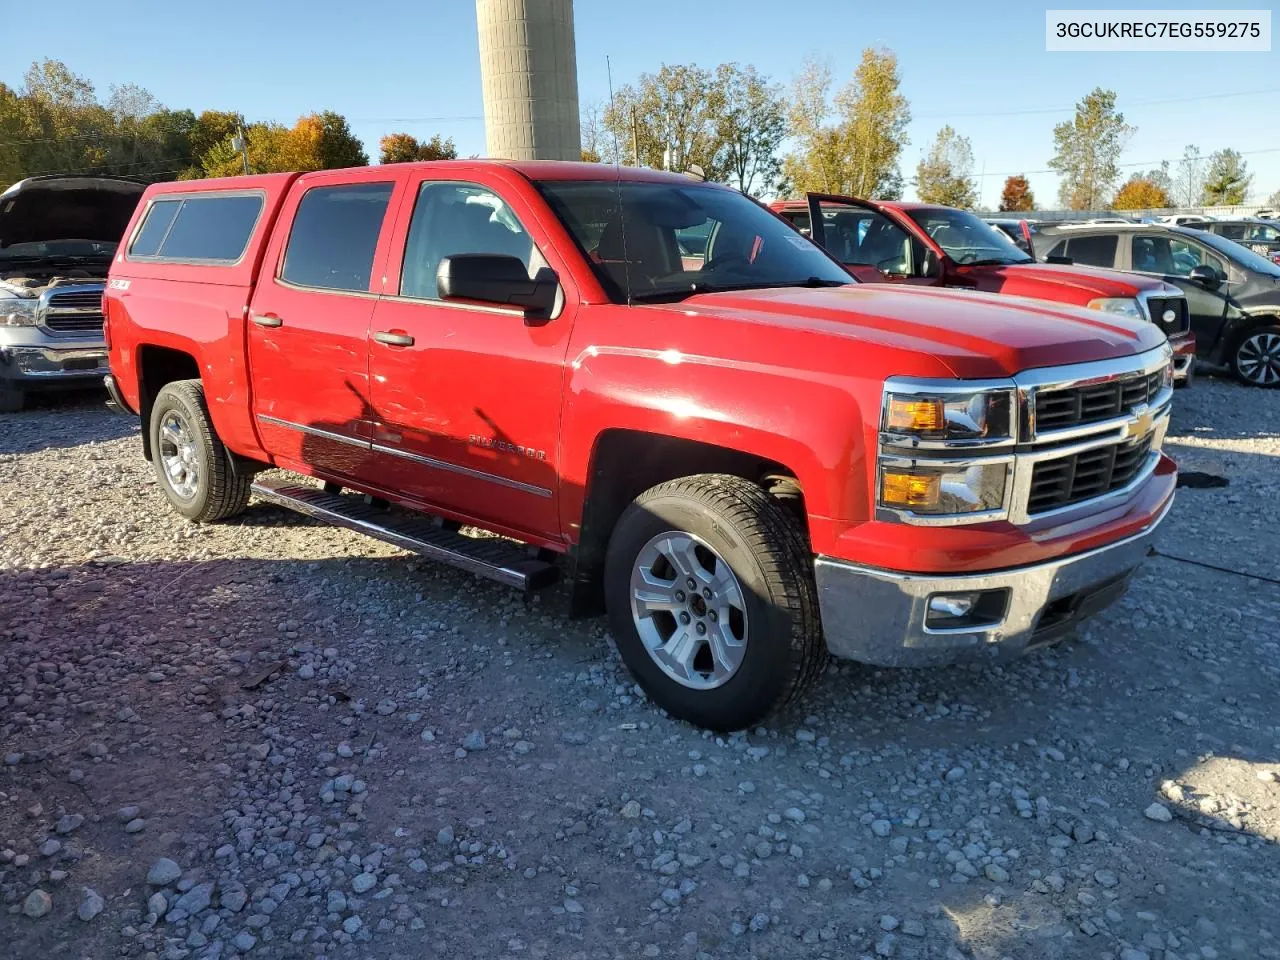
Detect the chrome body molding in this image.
<box><xmin>815</xmin><ymin>495</ymin><xmax>1173</xmax><ymax>668</ymax></box>
<box><xmin>254</xmin><ymin>414</ymin><xmax>553</xmax><ymax>498</ymax></box>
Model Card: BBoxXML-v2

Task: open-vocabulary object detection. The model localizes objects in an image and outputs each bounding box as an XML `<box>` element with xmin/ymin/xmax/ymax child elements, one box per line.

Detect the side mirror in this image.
<box><xmin>437</xmin><ymin>254</ymin><xmax>559</xmax><ymax>318</ymax></box>
<box><xmin>1188</xmin><ymin>264</ymin><xmax>1222</xmax><ymax>290</ymax></box>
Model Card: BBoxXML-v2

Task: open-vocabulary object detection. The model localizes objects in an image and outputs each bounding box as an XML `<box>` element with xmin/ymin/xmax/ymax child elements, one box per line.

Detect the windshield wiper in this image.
<box><xmin>965</xmin><ymin>257</ymin><xmax>1034</xmax><ymax>267</ymax></box>
<box><xmin>631</xmin><ymin>276</ymin><xmax>850</xmax><ymax>303</ymax></box>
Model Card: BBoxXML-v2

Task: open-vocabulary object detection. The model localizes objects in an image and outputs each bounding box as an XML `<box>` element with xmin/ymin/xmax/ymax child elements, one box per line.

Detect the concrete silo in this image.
<box><xmin>476</xmin><ymin>0</ymin><xmax>581</xmax><ymax>161</ymax></box>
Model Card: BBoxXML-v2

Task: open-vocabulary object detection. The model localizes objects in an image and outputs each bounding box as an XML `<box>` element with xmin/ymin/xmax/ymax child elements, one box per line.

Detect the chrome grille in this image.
<box><xmin>1027</xmin><ymin>435</ymin><xmax>1154</xmax><ymax>514</ymax></box>
<box><xmin>1033</xmin><ymin>369</ymin><xmax>1162</xmax><ymax>433</ymax></box>
<box><xmin>40</xmin><ymin>288</ymin><xmax>105</xmax><ymax>335</ymax></box>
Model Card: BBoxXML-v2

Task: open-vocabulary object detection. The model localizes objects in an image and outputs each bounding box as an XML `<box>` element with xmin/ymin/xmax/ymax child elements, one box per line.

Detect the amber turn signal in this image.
<box><xmin>884</xmin><ymin>397</ymin><xmax>944</xmax><ymax>433</ymax></box>
<box><xmin>880</xmin><ymin>470</ymin><xmax>941</xmax><ymax>509</ymax></box>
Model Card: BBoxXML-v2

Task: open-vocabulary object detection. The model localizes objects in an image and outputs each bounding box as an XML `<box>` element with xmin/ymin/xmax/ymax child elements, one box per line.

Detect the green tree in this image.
<box><xmin>1267</xmin><ymin>189</ymin><xmax>1280</xmax><ymax>208</ymax></box>
<box><xmin>713</xmin><ymin>64</ymin><xmax>786</xmax><ymax>196</ymax></box>
<box><xmin>1048</xmin><ymin>88</ymin><xmax>1133</xmax><ymax>210</ymax></box>
<box><xmin>915</xmin><ymin>125</ymin><xmax>977</xmax><ymax>208</ymax></box>
<box><xmin>312</xmin><ymin>111</ymin><xmax>367</xmax><ymax>169</ymax></box>
<box><xmin>1112</xmin><ymin>176</ymin><xmax>1170</xmax><ymax>210</ymax></box>
<box><xmin>603</xmin><ymin>64</ymin><xmax>726</xmax><ymax>176</ymax></box>
<box><xmin>998</xmin><ymin>175</ymin><xmax>1035</xmax><ymax>212</ymax></box>
<box><xmin>782</xmin><ymin>48</ymin><xmax>909</xmax><ymax>198</ymax></box>
<box><xmin>1201</xmin><ymin>149</ymin><xmax>1251</xmax><ymax>205</ymax></box>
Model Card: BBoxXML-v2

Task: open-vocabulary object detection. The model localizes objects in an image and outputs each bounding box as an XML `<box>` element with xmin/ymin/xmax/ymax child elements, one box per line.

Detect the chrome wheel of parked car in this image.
<box><xmin>630</xmin><ymin>531</ymin><xmax>748</xmax><ymax>690</ymax></box>
<box><xmin>158</xmin><ymin>410</ymin><xmax>201</xmax><ymax>500</ymax></box>
<box><xmin>1234</xmin><ymin>328</ymin><xmax>1280</xmax><ymax>386</ymax></box>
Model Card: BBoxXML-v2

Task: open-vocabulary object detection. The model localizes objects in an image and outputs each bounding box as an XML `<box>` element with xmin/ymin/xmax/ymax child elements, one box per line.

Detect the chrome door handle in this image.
<box><xmin>373</xmin><ymin>330</ymin><xmax>415</xmax><ymax>347</ymax></box>
<box><xmin>251</xmin><ymin>313</ymin><xmax>283</xmax><ymax>328</ymax></box>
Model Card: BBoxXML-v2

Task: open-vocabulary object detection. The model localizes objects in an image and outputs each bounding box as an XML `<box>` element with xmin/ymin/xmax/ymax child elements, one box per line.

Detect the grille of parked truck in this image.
<box><xmin>103</xmin><ymin>162</ymin><xmax>1176</xmax><ymax>730</ymax></box>
<box><xmin>0</xmin><ymin>175</ymin><xmax>145</xmax><ymax>412</ymax></box>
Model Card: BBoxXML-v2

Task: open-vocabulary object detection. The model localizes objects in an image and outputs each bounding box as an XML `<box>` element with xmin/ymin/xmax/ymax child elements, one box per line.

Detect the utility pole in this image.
<box><xmin>233</xmin><ymin>120</ymin><xmax>251</xmax><ymax>176</ymax></box>
<box><xmin>631</xmin><ymin>106</ymin><xmax>640</xmax><ymax>167</ymax></box>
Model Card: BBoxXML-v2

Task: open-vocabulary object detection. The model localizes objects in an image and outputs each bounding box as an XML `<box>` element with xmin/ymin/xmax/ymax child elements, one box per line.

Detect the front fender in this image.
<box><xmin>557</xmin><ymin>344</ymin><xmax>877</xmax><ymax>545</ymax></box>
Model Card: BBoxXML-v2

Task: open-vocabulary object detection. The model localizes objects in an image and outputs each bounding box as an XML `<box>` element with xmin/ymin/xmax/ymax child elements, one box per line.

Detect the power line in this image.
<box><xmin>916</xmin><ymin>85</ymin><xmax>1280</xmax><ymax>120</ymax></box>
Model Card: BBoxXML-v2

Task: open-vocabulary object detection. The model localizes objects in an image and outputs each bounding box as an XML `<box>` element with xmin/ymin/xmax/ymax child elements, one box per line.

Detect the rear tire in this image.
<box><xmin>149</xmin><ymin>379</ymin><xmax>251</xmax><ymax>522</ymax></box>
<box><xmin>604</xmin><ymin>474</ymin><xmax>826</xmax><ymax>731</ymax></box>
<box><xmin>1230</xmin><ymin>324</ymin><xmax>1280</xmax><ymax>387</ymax></box>
<box><xmin>0</xmin><ymin>381</ymin><xmax>24</xmax><ymax>413</ymax></box>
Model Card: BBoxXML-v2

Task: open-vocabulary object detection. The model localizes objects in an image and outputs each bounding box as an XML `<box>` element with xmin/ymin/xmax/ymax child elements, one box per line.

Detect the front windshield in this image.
<box><xmin>905</xmin><ymin>207</ymin><xmax>1032</xmax><ymax>265</ymax></box>
<box><xmin>1197</xmin><ymin>230</ymin><xmax>1280</xmax><ymax>277</ymax></box>
<box><xmin>0</xmin><ymin>239</ymin><xmax>116</xmax><ymax>259</ymax></box>
<box><xmin>536</xmin><ymin>179</ymin><xmax>852</xmax><ymax>302</ymax></box>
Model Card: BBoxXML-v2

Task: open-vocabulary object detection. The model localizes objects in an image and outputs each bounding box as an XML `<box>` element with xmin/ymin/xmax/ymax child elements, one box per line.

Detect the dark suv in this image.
<box><xmin>1037</xmin><ymin>223</ymin><xmax>1280</xmax><ymax>387</ymax></box>
<box><xmin>1199</xmin><ymin>220</ymin><xmax>1280</xmax><ymax>265</ymax></box>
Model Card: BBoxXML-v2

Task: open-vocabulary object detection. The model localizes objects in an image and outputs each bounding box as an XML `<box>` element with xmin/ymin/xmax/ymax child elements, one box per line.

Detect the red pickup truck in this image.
<box><xmin>771</xmin><ymin>196</ymin><xmax>1197</xmax><ymax>385</ymax></box>
<box><xmin>104</xmin><ymin>162</ymin><xmax>1176</xmax><ymax>730</ymax></box>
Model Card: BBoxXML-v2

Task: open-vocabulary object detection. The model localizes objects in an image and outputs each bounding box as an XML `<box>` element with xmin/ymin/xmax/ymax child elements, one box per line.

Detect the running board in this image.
<box><xmin>250</xmin><ymin>477</ymin><xmax>558</xmax><ymax>591</ymax></box>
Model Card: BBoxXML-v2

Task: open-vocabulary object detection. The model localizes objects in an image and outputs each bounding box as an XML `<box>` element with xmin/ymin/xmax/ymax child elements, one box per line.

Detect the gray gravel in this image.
<box><xmin>1</xmin><ymin>377</ymin><xmax>1278</xmax><ymax>959</ymax></box>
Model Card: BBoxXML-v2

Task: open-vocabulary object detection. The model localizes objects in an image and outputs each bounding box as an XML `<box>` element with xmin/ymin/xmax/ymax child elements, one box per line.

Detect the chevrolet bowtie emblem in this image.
<box><xmin>1125</xmin><ymin>406</ymin><xmax>1155</xmax><ymax>442</ymax></box>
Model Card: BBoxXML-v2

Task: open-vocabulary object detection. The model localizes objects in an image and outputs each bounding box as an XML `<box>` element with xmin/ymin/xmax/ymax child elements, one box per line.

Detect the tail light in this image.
<box><xmin>102</xmin><ymin>293</ymin><xmax>111</xmax><ymax>350</ymax></box>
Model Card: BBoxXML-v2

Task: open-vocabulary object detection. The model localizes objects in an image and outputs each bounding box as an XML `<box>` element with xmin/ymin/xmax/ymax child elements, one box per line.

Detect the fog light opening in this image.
<box><xmin>925</xmin><ymin>589</ymin><xmax>1010</xmax><ymax>631</ymax></box>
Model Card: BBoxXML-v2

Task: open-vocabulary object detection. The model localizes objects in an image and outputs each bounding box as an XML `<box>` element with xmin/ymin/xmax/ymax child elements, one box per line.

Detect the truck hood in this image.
<box><xmin>0</xmin><ymin>176</ymin><xmax>145</xmax><ymax>248</ymax></box>
<box><xmin>675</xmin><ymin>284</ymin><xmax>1167</xmax><ymax>378</ymax></box>
<box><xmin>973</xmin><ymin>260</ymin><xmax>1171</xmax><ymax>299</ymax></box>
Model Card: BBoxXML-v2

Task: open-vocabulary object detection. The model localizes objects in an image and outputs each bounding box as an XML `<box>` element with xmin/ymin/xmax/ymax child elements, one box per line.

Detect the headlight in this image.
<box><xmin>0</xmin><ymin>298</ymin><xmax>39</xmax><ymax>327</ymax></box>
<box><xmin>882</xmin><ymin>389</ymin><xmax>1014</xmax><ymax>445</ymax></box>
<box><xmin>879</xmin><ymin>459</ymin><xmax>1010</xmax><ymax>517</ymax></box>
<box><xmin>1086</xmin><ymin>297</ymin><xmax>1143</xmax><ymax>320</ymax></box>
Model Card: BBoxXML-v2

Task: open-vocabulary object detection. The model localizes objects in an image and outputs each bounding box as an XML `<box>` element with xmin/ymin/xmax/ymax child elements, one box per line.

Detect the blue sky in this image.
<box><xmin>4</xmin><ymin>0</ymin><xmax>1278</xmax><ymax>207</ymax></box>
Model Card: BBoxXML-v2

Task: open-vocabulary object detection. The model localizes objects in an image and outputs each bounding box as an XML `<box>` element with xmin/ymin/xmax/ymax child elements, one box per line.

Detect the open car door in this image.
<box><xmin>804</xmin><ymin>193</ymin><xmax>940</xmax><ymax>285</ymax></box>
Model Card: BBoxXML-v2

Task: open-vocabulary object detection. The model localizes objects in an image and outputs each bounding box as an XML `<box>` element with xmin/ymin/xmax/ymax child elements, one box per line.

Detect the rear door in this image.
<box><xmin>1130</xmin><ymin>233</ymin><xmax>1231</xmax><ymax>353</ymax></box>
<box><xmin>247</xmin><ymin>172</ymin><xmax>403</xmax><ymax>480</ymax></box>
<box><xmin>364</xmin><ymin>172</ymin><xmax>577</xmax><ymax>542</ymax></box>
<box><xmin>804</xmin><ymin>194</ymin><xmax>938</xmax><ymax>285</ymax></box>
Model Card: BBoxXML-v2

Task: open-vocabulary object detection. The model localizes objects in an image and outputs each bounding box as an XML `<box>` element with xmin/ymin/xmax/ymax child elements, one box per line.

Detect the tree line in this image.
<box><xmin>0</xmin><ymin>59</ymin><xmax>458</xmax><ymax>191</ymax></box>
<box><xmin>3</xmin><ymin>57</ymin><xmax>1275</xmax><ymax>213</ymax></box>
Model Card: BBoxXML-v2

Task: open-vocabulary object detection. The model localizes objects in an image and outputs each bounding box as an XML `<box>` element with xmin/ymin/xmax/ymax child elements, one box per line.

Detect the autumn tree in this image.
<box><xmin>1201</xmin><ymin>149</ymin><xmax>1251</xmax><ymax>205</ymax></box>
<box><xmin>1111</xmin><ymin>176</ymin><xmax>1170</xmax><ymax>210</ymax></box>
<box><xmin>1174</xmin><ymin>145</ymin><xmax>1205</xmax><ymax>208</ymax></box>
<box><xmin>915</xmin><ymin>126</ymin><xmax>977</xmax><ymax>208</ymax></box>
<box><xmin>782</xmin><ymin>48</ymin><xmax>909</xmax><ymax>198</ymax></box>
<box><xmin>311</xmin><ymin>111</ymin><xmax>367</xmax><ymax>168</ymax></box>
<box><xmin>378</xmin><ymin>133</ymin><xmax>457</xmax><ymax>164</ymax></box>
<box><xmin>580</xmin><ymin>101</ymin><xmax>604</xmax><ymax>163</ymax></box>
<box><xmin>1048</xmin><ymin>88</ymin><xmax>1133</xmax><ymax>210</ymax></box>
<box><xmin>998</xmin><ymin>175</ymin><xmax>1035</xmax><ymax>211</ymax></box>
<box><xmin>1267</xmin><ymin>189</ymin><xmax>1280</xmax><ymax>208</ymax></box>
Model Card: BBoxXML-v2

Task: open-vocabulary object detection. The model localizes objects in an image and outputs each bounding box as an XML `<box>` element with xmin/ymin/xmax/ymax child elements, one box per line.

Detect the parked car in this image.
<box><xmin>770</xmin><ymin>196</ymin><xmax>1196</xmax><ymax>384</ymax></box>
<box><xmin>1158</xmin><ymin>214</ymin><xmax>1213</xmax><ymax>227</ymax></box>
<box><xmin>0</xmin><ymin>175</ymin><xmax>145</xmax><ymax>412</ymax></box>
<box><xmin>1199</xmin><ymin>219</ymin><xmax>1280</xmax><ymax>265</ymax></box>
<box><xmin>1036</xmin><ymin>222</ymin><xmax>1280</xmax><ymax>386</ymax></box>
<box><xmin>105</xmin><ymin>162</ymin><xmax>1176</xmax><ymax>730</ymax></box>
<box><xmin>983</xmin><ymin>217</ymin><xmax>1038</xmax><ymax>255</ymax></box>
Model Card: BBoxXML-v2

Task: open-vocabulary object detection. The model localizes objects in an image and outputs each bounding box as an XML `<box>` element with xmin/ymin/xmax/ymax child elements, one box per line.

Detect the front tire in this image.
<box><xmin>604</xmin><ymin>474</ymin><xmax>826</xmax><ymax>731</ymax></box>
<box><xmin>1230</xmin><ymin>324</ymin><xmax>1280</xmax><ymax>387</ymax></box>
<box><xmin>149</xmin><ymin>379</ymin><xmax>251</xmax><ymax>522</ymax></box>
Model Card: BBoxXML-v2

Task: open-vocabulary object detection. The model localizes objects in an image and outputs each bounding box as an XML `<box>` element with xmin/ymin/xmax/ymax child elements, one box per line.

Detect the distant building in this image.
<box><xmin>476</xmin><ymin>0</ymin><xmax>581</xmax><ymax>161</ymax></box>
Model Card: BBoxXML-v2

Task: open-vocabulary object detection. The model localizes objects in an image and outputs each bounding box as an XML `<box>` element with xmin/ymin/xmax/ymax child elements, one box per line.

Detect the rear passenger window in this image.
<box><xmin>1064</xmin><ymin>234</ymin><xmax>1118</xmax><ymax>268</ymax></box>
<box><xmin>129</xmin><ymin>194</ymin><xmax>263</xmax><ymax>262</ymax></box>
<box><xmin>281</xmin><ymin>183</ymin><xmax>394</xmax><ymax>292</ymax></box>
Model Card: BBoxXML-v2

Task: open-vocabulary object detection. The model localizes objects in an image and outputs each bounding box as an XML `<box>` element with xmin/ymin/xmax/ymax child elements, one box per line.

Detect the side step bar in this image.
<box><xmin>250</xmin><ymin>477</ymin><xmax>558</xmax><ymax>591</ymax></box>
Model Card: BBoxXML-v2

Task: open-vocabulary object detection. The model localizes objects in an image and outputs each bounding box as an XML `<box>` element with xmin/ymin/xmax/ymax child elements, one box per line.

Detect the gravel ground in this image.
<box><xmin>1</xmin><ymin>376</ymin><xmax>1278</xmax><ymax>960</ymax></box>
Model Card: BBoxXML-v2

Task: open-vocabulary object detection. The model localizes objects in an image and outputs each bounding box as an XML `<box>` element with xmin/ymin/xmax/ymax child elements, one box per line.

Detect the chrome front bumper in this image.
<box><xmin>814</xmin><ymin>497</ymin><xmax>1172</xmax><ymax>667</ymax></box>
<box><xmin>0</xmin><ymin>343</ymin><xmax>108</xmax><ymax>382</ymax></box>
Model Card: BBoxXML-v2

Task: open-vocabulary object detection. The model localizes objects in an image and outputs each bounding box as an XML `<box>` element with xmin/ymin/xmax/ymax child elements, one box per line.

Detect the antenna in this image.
<box><xmin>606</xmin><ymin>56</ymin><xmax>633</xmax><ymax>306</ymax></box>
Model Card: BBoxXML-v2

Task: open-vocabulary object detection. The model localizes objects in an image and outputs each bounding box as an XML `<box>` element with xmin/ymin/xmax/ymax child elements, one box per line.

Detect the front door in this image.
<box><xmin>804</xmin><ymin>195</ymin><xmax>939</xmax><ymax>285</ymax></box>
<box><xmin>1129</xmin><ymin>233</ymin><xmax>1231</xmax><ymax>355</ymax></box>
<box><xmin>366</xmin><ymin>176</ymin><xmax>575</xmax><ymax>543</ymax></box>
<box><xmin>247</xmin><ymin>176</ymin><xmax>398</xmax><ymax>480</ymax></box>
